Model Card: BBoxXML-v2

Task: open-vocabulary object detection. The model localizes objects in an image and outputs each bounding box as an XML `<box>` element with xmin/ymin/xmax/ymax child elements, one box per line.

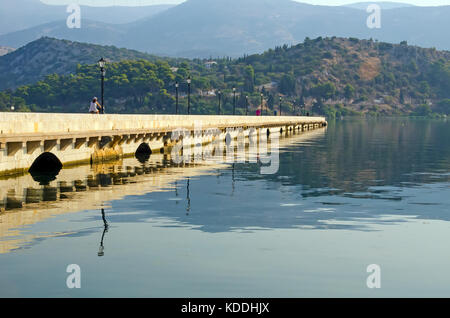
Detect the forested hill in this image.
<box><xmin>235</xmin><ymin>37</ymin><xmax>450</xmax><ymax>115</ymax></box>
<box><xmin>0</xmin><ymin>36</ymin><xmax>449</xmax><ymax>117</ymax></box>
<box><xmin>0</xmin><ymin>37</ymin><xmax>176</xmax><ymax>90</ymax></box>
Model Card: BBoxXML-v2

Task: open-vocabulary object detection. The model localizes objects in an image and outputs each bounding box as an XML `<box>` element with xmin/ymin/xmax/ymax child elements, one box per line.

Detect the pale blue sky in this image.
<box><xmin>41</xmin><ymin>0</ymin><xmax>450</xmax><ymax>7</ymax></box>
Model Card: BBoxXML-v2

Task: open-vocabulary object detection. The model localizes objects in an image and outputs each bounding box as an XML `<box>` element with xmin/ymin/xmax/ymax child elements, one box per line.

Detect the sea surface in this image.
<box><xmin>0</xmin><ymin>118</ymin><xmax>449</xmax><ymax>297</ymax></box>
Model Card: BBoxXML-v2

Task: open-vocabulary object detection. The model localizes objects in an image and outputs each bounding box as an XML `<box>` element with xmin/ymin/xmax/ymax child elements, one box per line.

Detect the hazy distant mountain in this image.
<box><xmin>0</xmin><ymin>19</ymin><xmax>128</xmax><ymax>49</ymax></box>
<box><xmin>1</xmin><ymin>0</ymin><xmax>449</xmax><ymax>58</ymax></box>
<box><xmin>0</xmin><ymin>37</ymin><xmax>165</xmax><ymax>90</ymax></box>
<box><xmin>344</xmin><ymin>2</ymin><xmax>415</xmax><ymax>10</ymax></box>
<box><xmin>0</xmin><ymin>0</ymin><xmax>173</xmax><ymax>35</ymax></box>
<box><xmin>122</xmin><ymin>0</ymin><xmax>450</xmax><ymax>57</ymax></box>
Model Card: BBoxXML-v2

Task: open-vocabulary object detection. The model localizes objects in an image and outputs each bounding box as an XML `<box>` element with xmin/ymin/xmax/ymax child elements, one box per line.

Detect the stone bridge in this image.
<box><xmin>0</xmin><ymin>113</ymin><xmax>327</xmax><ymax>176</ymax></box>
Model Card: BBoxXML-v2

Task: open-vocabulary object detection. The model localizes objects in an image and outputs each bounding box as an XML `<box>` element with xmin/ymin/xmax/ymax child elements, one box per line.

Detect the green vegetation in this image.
<box><xmin>436</xmin><ymin>99</ymin><xmax>450</xmax><ymax>115</ymax></box>
<box><xmin>0</xmin><ymin>92</ymin><xmax>28</xmax><ymax>112</ymax></box>
<box><xmin>0</xmin><ymin>37</ymin><xmax>449</xmax><ymax>117</ymax></box>
<box><xmin>0</xmin><ymin>37</ymin><xmax>182</xmax><ymax>91</ymax></box>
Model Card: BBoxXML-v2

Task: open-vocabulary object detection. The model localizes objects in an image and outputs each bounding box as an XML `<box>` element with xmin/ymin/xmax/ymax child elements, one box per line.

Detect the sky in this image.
<box><xmin>41</xmin><ymin>0</ymin><xmax>450</xmax><ymax>7</ymax></box>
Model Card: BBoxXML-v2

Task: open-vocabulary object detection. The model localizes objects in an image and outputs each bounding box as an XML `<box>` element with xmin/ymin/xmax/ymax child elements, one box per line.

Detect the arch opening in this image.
<box><xmin>29</xmin><ymin>152</ymin><xmax>63</xmax><ymax>185</ymax></box>
<box><xmin>135</xmin><ymin>143</ymin><xmax>152</xmax><ymax>163</ymax></box>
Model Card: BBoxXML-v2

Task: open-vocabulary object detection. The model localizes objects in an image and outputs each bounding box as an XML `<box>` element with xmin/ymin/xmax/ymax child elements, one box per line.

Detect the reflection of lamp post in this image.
<box><xmin>233</xmin><ymin>87</ymin><xmax>236</xmax><ymax>115</ymax></box>
<box><xmin>187</xmin><ymin>76</ymin><xmax>191</xmax><ymax>115</ymax></box>
<box><xmin>98</xmin><ymin>208</ymin><xmax>109</xmax><ymax>257</ymax></box>
<box><xmin>231</xmin><ymin>163</ymin><xmax>235</xmax><ymax>196</ymax></box>
<box><xmin>218</xmin><ymin>90</ymin><xmax>221</xmax><ymax>115</ymax></box>
<box><xmin>98</xmin><ymin>58</ymin><xmax>106</xmax><ymax>114</ymax></box>
<box><xmin>175</xmin><ymin>81</ymin><xmax>179</xmax><ymax>114</ymax></box>
<box><xmin>186</xmin><ymin>177</ymin><xmax>191</xmax><ymax>216</ymax></box>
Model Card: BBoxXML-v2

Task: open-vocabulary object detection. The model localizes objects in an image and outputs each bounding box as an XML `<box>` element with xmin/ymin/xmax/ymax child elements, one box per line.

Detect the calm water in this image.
<box><xmin>0</xmin><ymin>118</ymin><xmax>449</xmax><ymax>297</ymax></box>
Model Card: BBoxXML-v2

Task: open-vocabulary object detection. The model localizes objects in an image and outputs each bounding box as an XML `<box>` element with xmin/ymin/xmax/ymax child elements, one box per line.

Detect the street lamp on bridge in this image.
<box><xmin>279</xmin><ymin>96</ymin><xmax>282</xmax><ymax>116</ymax></box>
<box><xmin>98</xmin><ymin>57</ymin><xmax>107</xmax><ymax>114</ymax></box>
<box><xmin>260</xmin><ymin>93</ymin><xmax>264</xmax><ymax>116</ymax></box>
<box><xmin>175</xmin><ymin>81</ymin><xmax>179</xmax><ymax>114</ymax></box>
<box><xmin>187</xmin><ymin>76</ymin><xmax>191</xmax><ymax>115</ymax></box>
<box><xmin>233</xmin><ymin>87</ymin><xmax>236</xmax><ymax>115</ymax></box>
<box><xmin>218</xmin><ymin>90</ymin><xmax>222</xmax><ymax>115</ymax></box>
<box><xmin>245</xmin><ymin>95</ymin><xmax>249</xmax><ymax>116</ymax></box>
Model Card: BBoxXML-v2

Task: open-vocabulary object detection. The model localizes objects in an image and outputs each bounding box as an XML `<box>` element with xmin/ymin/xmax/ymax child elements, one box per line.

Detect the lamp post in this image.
<box><xmin>218</xmin><ymin>90</ymin><xmax>221</xmax><ymax>115</ymax></box>
<box><xmin>233</xmin><ymin>87</ymin><xmax>236</xmax><ymax>115</ymax></box>
<box><xmin>245</xmin><ymin>95</ymin><xmax>249</xmax><ymax>116</ymax></box>
<box><xmin>187</xmin><ymin>76</ymin><xmax>191</xmax><ymax>115</ymax></box>
<box><xmin>260</xmin><ymin>93</ymin><xmax>264</xmax><ymax>116</ymax></box>
<box><xmin>98</xmin><ymin>57</ymin><xmax>106</xmax><ymax>114</ymax></box>
<box><xmin>299</xmin><ymin>93</ymin><xmax>305</xmax><ymax>116</ymax></box>
<box><xmin>279</xmin><ymin>96</ymin><xmax>282</xmax><ymax>116</ymax></box>
<box><xmin>175</xmin><ymin>81</ymin><xmax>179</xmax><ymax>114</ymax></box>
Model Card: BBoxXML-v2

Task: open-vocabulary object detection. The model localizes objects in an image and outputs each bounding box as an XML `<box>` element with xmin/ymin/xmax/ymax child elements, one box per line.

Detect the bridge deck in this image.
<box><xmin>0</xmin><ymin>113</ymin><xmax>326</xmax><ymax>143</ymax></box>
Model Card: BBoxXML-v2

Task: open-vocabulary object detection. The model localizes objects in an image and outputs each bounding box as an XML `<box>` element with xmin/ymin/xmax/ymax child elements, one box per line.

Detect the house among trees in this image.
<box><xmin>204</xmin><ymin>61</ymin><xmax>218</xmax><ymax>69</ymax></box>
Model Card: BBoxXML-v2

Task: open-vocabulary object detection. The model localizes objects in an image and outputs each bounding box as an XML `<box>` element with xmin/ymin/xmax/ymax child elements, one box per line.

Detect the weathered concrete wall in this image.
<box><xmin>0</xmin><ymin>113</ymin><xmax>326</xmax><ymax>176</ymax></box>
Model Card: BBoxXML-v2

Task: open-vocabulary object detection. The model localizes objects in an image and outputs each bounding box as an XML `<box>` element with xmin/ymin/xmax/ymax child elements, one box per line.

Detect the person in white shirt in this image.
<box><xmin>89</xmin><ymin>97</ymin><xmax>102</xmax><ymax>114</ymax></box>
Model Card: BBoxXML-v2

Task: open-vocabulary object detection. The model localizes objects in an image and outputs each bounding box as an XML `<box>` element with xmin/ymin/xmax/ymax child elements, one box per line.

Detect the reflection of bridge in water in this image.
<box><xmin>0</xmin><ymin>127</ymin><xmax>326</xmax><ymax>253</ymax></box>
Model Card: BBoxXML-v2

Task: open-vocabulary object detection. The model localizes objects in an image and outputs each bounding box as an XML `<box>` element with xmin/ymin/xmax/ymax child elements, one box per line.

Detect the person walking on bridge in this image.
<box><xmin>89</xmin><ymin>97</ymin><xmax>103</xmax><ymax>114</ymax></box>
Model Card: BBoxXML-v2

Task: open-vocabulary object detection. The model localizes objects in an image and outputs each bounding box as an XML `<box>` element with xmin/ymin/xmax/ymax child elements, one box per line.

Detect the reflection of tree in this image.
<box><xmin>241</xmin><ymin>119</ymin><xmax>450</xmax><ymax>196</ymax></box>
<box><xmin>83</xmin><ymin>120</ymin><xmax>450</xmax><ymax>234</ymax></box>
<box><xmin>4</xmin><ymin>120</ymin><xmax>449</xmax><ymax>237</ymax></box>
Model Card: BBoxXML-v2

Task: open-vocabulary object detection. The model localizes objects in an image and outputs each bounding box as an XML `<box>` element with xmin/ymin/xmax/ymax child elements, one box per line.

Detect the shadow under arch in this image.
<box><xmin>29</xmin><ymin>152</ymin><xmax>63</xmax><ymax>185</ymax></box>
<box><xmin>135</xmin><ymin>143</ymin><xmax>152</xmax><ymax>163</ymax></box>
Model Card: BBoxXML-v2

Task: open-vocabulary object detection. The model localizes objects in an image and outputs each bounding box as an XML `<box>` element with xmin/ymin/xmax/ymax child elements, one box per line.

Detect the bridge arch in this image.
<box><xmin>135</xmin><ymin>143</ymin><xmax>152</xmax><ymax>163</ymax></box>
<box><xmin>29</xmin><ymin>152</ymin><xmax>63</xmax><ymax>174</ymax></box>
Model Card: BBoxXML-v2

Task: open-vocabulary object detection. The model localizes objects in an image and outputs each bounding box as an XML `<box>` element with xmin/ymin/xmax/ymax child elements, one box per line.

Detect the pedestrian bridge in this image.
<box><xmin>0</xmin><ymin>113</ymin><xmax>327</xmax><ymax>177</ymax></box>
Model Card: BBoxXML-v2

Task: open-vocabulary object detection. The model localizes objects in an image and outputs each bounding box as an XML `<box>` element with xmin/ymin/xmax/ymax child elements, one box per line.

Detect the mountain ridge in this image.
<box><xmin>0</xmin><ymin>37</ymin><xmax>179</xmax><ymax>90</ymax></box>
<box><xmin>1</xmin><ymin>0</ymin><xmax>449</xmax><ymax>58</ymax></box>
<box><xmin>0</xmin><ymin>0</ymin><xmax>174</xmax><ymax>35</ymax></box>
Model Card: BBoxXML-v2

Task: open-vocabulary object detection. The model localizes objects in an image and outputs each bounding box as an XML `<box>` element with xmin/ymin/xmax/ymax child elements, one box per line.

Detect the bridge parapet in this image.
<box><xmin>0</xmin><ymin>113</ymin><xmax>325</xmax><ymax>135</ymax></box>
